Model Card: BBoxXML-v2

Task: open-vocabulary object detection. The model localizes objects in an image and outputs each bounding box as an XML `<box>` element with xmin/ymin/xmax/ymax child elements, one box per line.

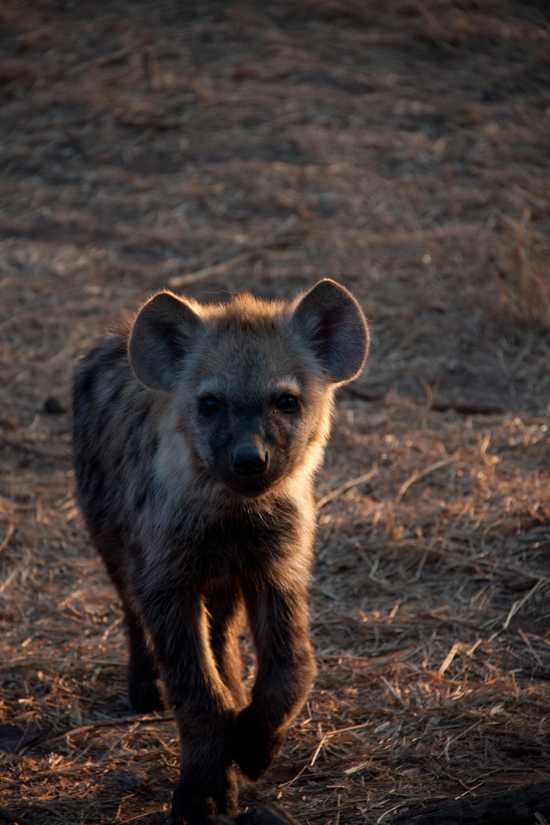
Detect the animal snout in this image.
<box><xmin>232</xmin><ymin>442</ymin><xmax>269</xmax><ymax>477</ymax></box>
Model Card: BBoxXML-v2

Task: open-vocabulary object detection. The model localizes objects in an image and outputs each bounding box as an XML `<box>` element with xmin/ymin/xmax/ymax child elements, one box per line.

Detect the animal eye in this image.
<box><xmin>275</xmin><ymin>394</ymin><xmax>300</xmax><ymax>414</ymax></box>
<box><xmin>198</xmin><ymin>395</ymin><xmax>223</xmax><ymax>416</ymax></box>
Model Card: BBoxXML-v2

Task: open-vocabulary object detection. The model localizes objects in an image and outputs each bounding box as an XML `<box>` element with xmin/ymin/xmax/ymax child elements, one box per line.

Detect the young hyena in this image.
<box><xmin>72</xmin><ymin>279</ymin><xmax>369</xmax><ymax>824</ymax></box>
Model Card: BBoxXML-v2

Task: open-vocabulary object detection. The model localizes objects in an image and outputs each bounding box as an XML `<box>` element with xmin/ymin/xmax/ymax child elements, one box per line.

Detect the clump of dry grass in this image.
<box><xmin>495</xmin><ymin>212</ymin><xmax>550</xmax><ymax>329</ymax></box>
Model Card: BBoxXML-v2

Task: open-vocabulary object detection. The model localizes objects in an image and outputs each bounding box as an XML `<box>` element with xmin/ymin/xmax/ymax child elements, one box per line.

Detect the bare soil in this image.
<box><xmin>1</xmin><ymin>2</ymin><xmax>550</xmax><ymax>823</ymax></box>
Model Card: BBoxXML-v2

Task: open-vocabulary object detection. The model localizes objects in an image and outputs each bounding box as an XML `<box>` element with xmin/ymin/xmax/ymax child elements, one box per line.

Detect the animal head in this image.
<box><xmin>129</xmin><ymin>280</ymin><xmax>369</xmax><ymax>497</ymax></box>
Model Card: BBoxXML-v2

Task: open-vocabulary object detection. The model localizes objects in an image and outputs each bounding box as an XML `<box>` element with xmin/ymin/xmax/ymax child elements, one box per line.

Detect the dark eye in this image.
<box><xmin>274</xmin><ymin>394</ymin><xmax>300</xmax><ymax>414</ymax></box>
<box><xmin>198</xmin><ymin>395</ymin><xmax>223</xmax><ymax>416</ymax></box>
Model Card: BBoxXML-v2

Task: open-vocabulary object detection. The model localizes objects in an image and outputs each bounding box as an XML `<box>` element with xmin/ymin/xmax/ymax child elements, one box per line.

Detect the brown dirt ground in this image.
<box><xmin>1</xmin><ymin>1</ymin><xmax>550</xmax><ymax>823</ymax></box>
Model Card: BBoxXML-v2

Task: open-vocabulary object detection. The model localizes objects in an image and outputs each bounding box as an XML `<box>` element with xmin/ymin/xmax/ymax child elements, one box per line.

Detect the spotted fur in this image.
<box><xmin>72</xmin><ymin>279</ymin><xmax>369</xmax><ymax>824</ymax></box>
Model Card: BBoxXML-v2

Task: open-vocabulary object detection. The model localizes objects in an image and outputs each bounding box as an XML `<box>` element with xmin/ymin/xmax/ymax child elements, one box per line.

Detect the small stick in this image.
<box><xmin>317</xmin><ymin>468</ymin><xmax>378</xmax><ymax>510</ymax></box>
<box><xmin>343</xmin><ymin>386</ymin><xmax>504</xmax><ymax>416</ymax></box>
<box><xmin>118</xmin><ymin>806</ymin><xmax>167</xmax><ymax>824</ymax></box>
<box><xmin>27</xmin><ymin>712</ymin><xmax>175</xmax><ymax>751</ymax></box>
<box><xmin>503</xmin><ymin>579</ymin><xmax>546</xmax><ymax>630</ymax></box>
<box><xmin>443</xmin><ymin>719</ymin><xmax>482</xmax><ymax>763</ymax></box>
<box><xmin>397</xmin><ymin>457</ymin><xmax>456</xmax><ymax>501</ymax></box>
<box><xmin>392</xmin><ymin>781</ymin><xmax>550</xmax><ymax>824</ymax></box>
<box><xmin>168</xmin><ymin>250</ymin><xmax>257</xmax><ymax>289</ymax></box>
<box><xmin>168</xmin><ymin>216</ymin><xmax>299</xmax><ymax>289</ymax></box>
<box><xmin>0</xmin><ymin>522</ymin><xmax>17</xmax><ymax>554</ymax></box>
<box><xmin>309</xmin><ymin>721</ymin><xmax>370</xmax><ymax>767</ymax></box>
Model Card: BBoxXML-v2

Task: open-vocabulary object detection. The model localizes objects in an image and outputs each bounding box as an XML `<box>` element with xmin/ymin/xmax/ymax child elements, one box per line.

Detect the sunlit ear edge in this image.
<box><xmin>291</xmin><ymin>278</ymin><xmax>370</xmax><ymax>385</ymax></box>
<box><xmin>128</xmin><ymin>290</ymin><xmax>202</xmax><ymax>392</ymax></box>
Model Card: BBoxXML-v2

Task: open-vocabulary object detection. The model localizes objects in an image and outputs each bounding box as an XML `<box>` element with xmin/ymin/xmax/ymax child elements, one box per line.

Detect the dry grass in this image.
<box><xmin>494</xmin><ymin>212</ymin><xmax>550</xmax><ymax>329</ymax></box>
<box><xmin>1</xmin><ymin>1</ymin><xmax>550</xmax><ymax>823</ymax></box>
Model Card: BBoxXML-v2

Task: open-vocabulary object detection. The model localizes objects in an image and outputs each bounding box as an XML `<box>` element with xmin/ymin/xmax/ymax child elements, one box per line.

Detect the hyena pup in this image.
<box><xmin>72</xmin><ymin>279</ymin><xmax>369</xmax><ymax>824</ymax></box>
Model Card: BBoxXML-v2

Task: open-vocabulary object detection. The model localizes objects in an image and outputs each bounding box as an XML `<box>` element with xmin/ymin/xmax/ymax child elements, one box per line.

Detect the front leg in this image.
<box><xmin>234</xmin><ymin>579</ymin><xmax>317</xmax><ymax>780</ymax></box>
<box><xmin>206</xmin><ymin>581</ymin><xmax>247</xmax><ymax>709</ymax></box>
<box><xmin>139</xmin><ymin>587</ymin><xmax>238</xmax><ymax>824</ymax></box>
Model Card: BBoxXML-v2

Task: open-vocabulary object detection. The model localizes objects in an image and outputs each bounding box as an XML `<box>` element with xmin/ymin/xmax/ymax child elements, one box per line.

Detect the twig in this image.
<box><xmin>28</xmin><ymin>712</ymin><xmax>175</xmax><ymax>752</ymax></box>
<box><xmin>337</xmin><ymin>223</ymin><xmax>481</xmax><ymax>247</ymax></box>
<box><xmin>342</xmin><ymin>386</ymin><xmax>385</xmax><ymax>403</ymax></box>
<box><xmin>317</xmin><ymin>468</ymin><xmax>378</xmax><ymax>509</ymax></box>
<box><xmin>503</xmin><ymin>579</ymin><xmax>546</xmax><ymax>630</ymax></box>
<box><xmin>168</xmin><ymin>216</ymin><xmax>300</xmax><ymax>288</ymax></box>
<box><xmin>278</xmin><ymin>761</ymin><xmax>310</xmax><ymax>789</ymax></box>
<box><xmin>376</xmin><ymin>796</ymin><xmax>441</xmax><ymax>824</ymax></box>
<box><xmin>335</xmin><ymin>792</ymin><xmax>342</xmax><ymax>825</ymax></box>
<box><xmin>438</xmin><ymin>641</ymin><xmax>466</xmax><ymax>676</ymax></box>
<box><xmin>414</xmin><ymin>0</ymin><xmax>455</xmax><ymax>47</ymax></box>
<box><xmin>380</xmin><ymin>676</ymin><xmax>407</xmax><ymax>707</ymax></box>
<box><xmin>0</xmin><ymin>311</ymin><xmax>63</xmax><ymax>333</ymax></box>
<box><xmin>429</xmin><ymin>399</ymin><xmax>504</xmax><ymax>415</ymax></box>
<box><xmin>392</xmin><ymin>782</ymin><xmax>550</xmax><ymax>824</ymax></box>
<box><xmin>309</xmin><ymin>722</ymin><xmax>369</xmax><ymax>767</ymax></box>
<box><xmin>397</xmin><ymin>457</ymin><xmax>456</xmax><ymax>501</ymax></box>
<box><xmin>0</xmin><ymin>522</ymin><xmax>17</xmax><ymax>554</ymax></box>
<box><xmin>83</xmin><ymin>46</ymin><xmax>134</xmax><ymax>70</ymax></box>
<box><xmin>168</xmin><ymin>249</ymin><xmax>258</xmax><ymax>289</ymax></box>
<box><xmin>0</xmin><ymin>435</ymin><xmax>53</xmax><ymax>459</ymax></box>
<box><xmin>119</xmin><ymin>807</ymin><xmax>167</xmax><ymax>824</ymax></box>
<box><xmin>320</xmin><ymin>647</ymin><xmax>417</xmax><ymax>666</ymax></box>
<box><xmin>518</xmin><ymin>629</ymin><xmax>544</xmax><ymax>668</ymax></box>
<box><xmin>343</xmin><ymin>386</ymin><xmax>504</xmax><ymax>416</ymax></box>
<box><xmin>443</xmin><ymin>719</ymin><xmax>482</xmax><ymax>763</ymax></box>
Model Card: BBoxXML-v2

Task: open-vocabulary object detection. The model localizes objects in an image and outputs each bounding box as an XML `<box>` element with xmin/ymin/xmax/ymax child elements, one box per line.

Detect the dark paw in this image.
<box><xmin>207</xmin><ymin>805</ymin><xmax>301</xmax><ymax>825</ymax></box>
<box><xmin>236</xmin><ymin>806</ymin><xmax>301</xmax><ymax>825</ymax></box>
<box><xmin>233</xmin><ymin>707</ymin><xmax>283</xmax><ymax>781</ymax></box>
<box><xmin>170</xmin><ymin>766</ymin><xmax>238</xmax><ymax>825</ymax></box>
<box><xmin>128</xmin><ymin>676</ymin><xmax>163</xmax><ymax>714</ymax></box>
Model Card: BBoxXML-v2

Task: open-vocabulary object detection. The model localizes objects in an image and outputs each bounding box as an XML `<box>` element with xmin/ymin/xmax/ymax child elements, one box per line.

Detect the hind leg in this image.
<box><xmin>125</xmin><ymin>604</ymin><xmax>163</xmax><ymax>713</ymax></box>
<box><xmin>95</xmin><ymin>531</ymin><xmax>163</xmax><ymax>713</ymax></box>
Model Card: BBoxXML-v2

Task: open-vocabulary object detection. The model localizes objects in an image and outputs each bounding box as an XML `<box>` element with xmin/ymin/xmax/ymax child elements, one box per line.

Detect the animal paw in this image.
<box><xmin>233</xmin><ymin>706</ymin><xmax>284</xmax><ymax>781</ymax></box>
<box><xmin>170</xmin><ymin>766</ymin><xmax>238</xmax><ymax>825</ymax></box>
<box><xmin>128</xmin><ymin>675</ymin><xmax>163</xmax><ymax>714</ymax></box>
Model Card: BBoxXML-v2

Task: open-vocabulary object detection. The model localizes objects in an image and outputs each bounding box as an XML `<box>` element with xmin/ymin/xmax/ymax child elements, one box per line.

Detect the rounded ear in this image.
<box><xmin>291</xmin><ymin>279</ymin><xmax>369</xmax><ymax>384</ymax></box>
<box><xmin>128</xmin><ymin>291</ymin><xmax>202</xmax><ymax>392</ymax></box>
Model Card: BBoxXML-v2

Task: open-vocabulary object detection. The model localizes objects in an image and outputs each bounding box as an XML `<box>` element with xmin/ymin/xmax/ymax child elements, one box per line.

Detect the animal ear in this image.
<box><xmin>128</xmin><ymin>291</ymin><xmax>203</xmax><ymax>392</ymax></box>
<box><xmin>291</xmin><ymin>279</ymin><xmax>369</xmax><ymax>384</ymax></box>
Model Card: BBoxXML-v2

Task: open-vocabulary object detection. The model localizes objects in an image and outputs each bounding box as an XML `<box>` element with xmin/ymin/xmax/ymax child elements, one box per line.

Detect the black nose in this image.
<box><xmin>232</xmin><ymin>443</ymin><xmax>269</xmax><ymax>477</ymax></box>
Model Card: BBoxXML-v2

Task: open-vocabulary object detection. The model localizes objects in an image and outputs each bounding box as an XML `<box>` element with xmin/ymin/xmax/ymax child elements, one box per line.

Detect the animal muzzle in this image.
<box><xmin>231</xmin><ymin>440</ymin><xmax>269</xmax><ymax>478</ymax></box>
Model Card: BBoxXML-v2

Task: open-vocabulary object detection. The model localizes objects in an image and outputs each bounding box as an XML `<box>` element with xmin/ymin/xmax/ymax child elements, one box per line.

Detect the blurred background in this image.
<box><xmin>1</xmin><ymin>2</ymin><xmax>549</xmax><ymax>823</ymax></box>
